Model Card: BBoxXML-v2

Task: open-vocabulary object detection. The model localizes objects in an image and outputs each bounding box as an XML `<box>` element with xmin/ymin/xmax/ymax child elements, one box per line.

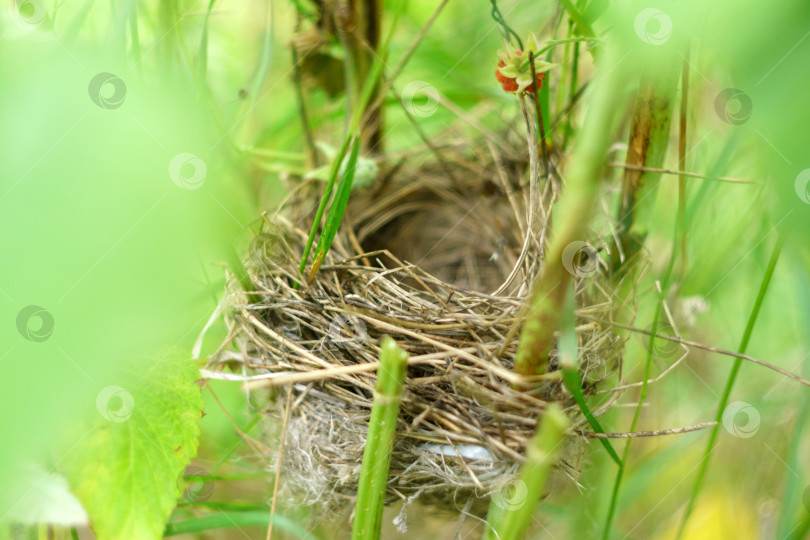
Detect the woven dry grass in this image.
<box><xmin>208</xmin><ymin>123</ymin><xmax>632</xmax><ymax>513</ymax></box>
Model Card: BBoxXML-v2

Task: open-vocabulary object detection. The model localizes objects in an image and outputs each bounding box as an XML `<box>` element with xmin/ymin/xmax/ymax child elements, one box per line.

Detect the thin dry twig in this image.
<box><xmin>607</xmin><ymin>162</ymin><xmax>758</xmax><ymax>185</ymax></box>
<box><xmin>578</xmin><ymin>421</ymin><xmax>716</xmax><ymax>438</ymax></box>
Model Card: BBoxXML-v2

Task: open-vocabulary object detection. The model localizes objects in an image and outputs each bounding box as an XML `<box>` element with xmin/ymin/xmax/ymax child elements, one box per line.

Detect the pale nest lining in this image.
<box><xmin>212</xmin><ymin>143</ymin><xmax>626</xmax><ymax>512</ymax></box>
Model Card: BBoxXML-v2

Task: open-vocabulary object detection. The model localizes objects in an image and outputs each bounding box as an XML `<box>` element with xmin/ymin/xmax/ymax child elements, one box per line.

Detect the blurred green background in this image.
<box><xmin>1</xmin><ymin>0</ymin><xmax>809</xmax><ymax>538</ymax></box>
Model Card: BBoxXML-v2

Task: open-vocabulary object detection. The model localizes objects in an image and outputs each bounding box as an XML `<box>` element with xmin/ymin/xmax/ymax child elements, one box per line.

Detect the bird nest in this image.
<box><xmin>209</xmin><ymin>138</ymin><xmax>629</xmax><ymax>514</ymax></box>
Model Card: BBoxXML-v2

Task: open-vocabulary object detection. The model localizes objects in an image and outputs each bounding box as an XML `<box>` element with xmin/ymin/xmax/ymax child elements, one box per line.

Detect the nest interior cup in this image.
<box><xmin>216</xmin><ymin>151</ymin><xmax>625</xmax><ymax>514</ymax></box>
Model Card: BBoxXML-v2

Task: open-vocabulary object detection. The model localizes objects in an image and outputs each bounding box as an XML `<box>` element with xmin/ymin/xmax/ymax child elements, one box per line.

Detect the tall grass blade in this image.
<box><xmin>675</xmin><ymin>232</ymin><xmax>785</xmax><ymax>539</ymax></box>
<box><xmin>297</xmin><ymin>136</ymin><xmax>353</xmax><ymax>281</ymax></box>
<box><xmin>558</xmin><ymin>285</ymin><xmax>621</xmax><ymax>467</ymax></box>
<box><xmin>776</xmin><ymin>261</ymin><xmax>810</xmax><ymax>536</ymax></box>
<box><xmin>307</xmin><ymin>138</ymin><xmax>360</xmax><ymax>284</ymax></box>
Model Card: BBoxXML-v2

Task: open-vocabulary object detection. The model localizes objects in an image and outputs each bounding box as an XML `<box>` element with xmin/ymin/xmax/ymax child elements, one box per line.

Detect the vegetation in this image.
<box><xmin>2</xmin><ymin>0</ymin><xmax>810</xmax><ymax>539</ymax></box>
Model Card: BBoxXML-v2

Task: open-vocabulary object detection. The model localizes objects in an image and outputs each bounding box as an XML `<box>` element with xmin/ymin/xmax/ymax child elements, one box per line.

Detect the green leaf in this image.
<box><xmin>297</xmin><ymin>135</ymin><xmax>354</xmax><ymax>281</ymax></box>
<box><xmin>64</xmin><ymin>352</ymin><xmax>203</xmax><ymax>540</ymax></box>
<box><xmin>308</xmin><ymin>137</ymin><xmax>360</xmax><ymax>284</ymax></box>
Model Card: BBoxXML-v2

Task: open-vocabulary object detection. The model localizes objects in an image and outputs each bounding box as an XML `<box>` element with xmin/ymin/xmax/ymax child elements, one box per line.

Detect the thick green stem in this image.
<box><xmin>514</xmin><ymin>49</ymin><xmax>627</xmax><ymax>376</ymax></box>
<box><xmin>483</xmin><ymin>404</ymin><xmax>570</xmax><ymax>540</ymax></box>
<box><xmin>351</xmin><ymin>337</ymin><xmax>408</xmax><ymax>540</ymax></box>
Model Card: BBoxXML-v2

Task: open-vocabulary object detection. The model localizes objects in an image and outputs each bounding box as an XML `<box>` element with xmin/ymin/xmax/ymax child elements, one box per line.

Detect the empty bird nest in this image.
<box><xmin>207</xmin><ymin>127</ymin><xmax>635</xmax><ymax>515</ymax></box>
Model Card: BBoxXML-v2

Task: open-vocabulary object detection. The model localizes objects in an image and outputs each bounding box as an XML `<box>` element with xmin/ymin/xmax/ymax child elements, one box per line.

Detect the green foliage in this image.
<box><xmin>64</xmin><ymin>351</ymin><xmax>203</xmax><ymax>540</ymax></box>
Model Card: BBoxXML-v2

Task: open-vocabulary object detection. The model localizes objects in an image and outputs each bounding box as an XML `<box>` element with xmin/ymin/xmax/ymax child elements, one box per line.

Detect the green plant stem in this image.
<box><xmin>514</xmin><ymin>48</ymin><xmax>627</xmax><ymax>376</ymax></box>
<box><xmin>489</xmin><ymin>0</ymin><xmax>523</xmax><ymax>49</ymax></box>
<box><xmin>351</xmin><ymin>337</ymin><xmax>408</xmax><ymax>540</ymax></box>
<box><xmin>484</xmin><ymin>404</ymin><xmax>570</xmax><ymax>540</ymax></box>
<box><xmin>676</xmin><ymin>232</ymin><xmax>785</xmax><ymax>539</ymax></box>
<box><xmin>528</xmin><ymin>51</ymin><xmax>549</xmax><ymax>179</ymax></box>
<box><xmin>291</xmin><ymin>15</ymin><xmax>319</xmax><ymax>168</ymax></box>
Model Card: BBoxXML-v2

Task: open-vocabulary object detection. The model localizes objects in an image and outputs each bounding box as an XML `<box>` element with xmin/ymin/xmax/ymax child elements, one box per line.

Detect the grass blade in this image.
<box><xmin>299</xmin><ymin>0</ymin><xmax>405</xmax><ymax>285</ymax></box>
<box><xmin>297</xmin><ymin>136</ymin><xmax>353</xmax><ymax>280</ymax></box>
<box><xmin>351</xmin><ymin>337</ymin><xmax>409</xmax><ymax>540</ymax></box>
<box><xmin>558</xmin><ymin>284</ymin><xmax>621</xmax><ymax>467</ymax></box>
<box><xmin>675</xmin><ymin>232</ymin><xmax>785</xmax><ymax>538</ymax></box>
<box><xmin>307</xmin><ymin>137</ymin><xmax>360</xmax><ymax>284</ymax></box>
<box><xmin>776</xmin><ymin>260</ymin><xmax>810</xmax><ymax>536</ymax></box>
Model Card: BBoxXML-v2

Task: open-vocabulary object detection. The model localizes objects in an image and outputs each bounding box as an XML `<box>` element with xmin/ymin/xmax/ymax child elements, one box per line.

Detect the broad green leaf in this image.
<box><xmin>64</xmin><ymin>352</ymin><xmax>203</xmax><ymax>540</ymax></box>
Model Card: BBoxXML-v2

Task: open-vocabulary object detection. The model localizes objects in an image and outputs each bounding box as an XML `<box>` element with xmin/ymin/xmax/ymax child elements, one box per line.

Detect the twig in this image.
<box><xmin>607</xmin><ymin>162</ymin><xmax>757</xmax><ymax>184</ymax></box>
<box><xmin>579</xmin><ymin>421</ymin><xmax>716</xmax><ymax>438</ymax></box>
<box><xmin>586</xmin><ymin>318</ymin><xmax>810</xmax><ymax>388</ymax></box>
